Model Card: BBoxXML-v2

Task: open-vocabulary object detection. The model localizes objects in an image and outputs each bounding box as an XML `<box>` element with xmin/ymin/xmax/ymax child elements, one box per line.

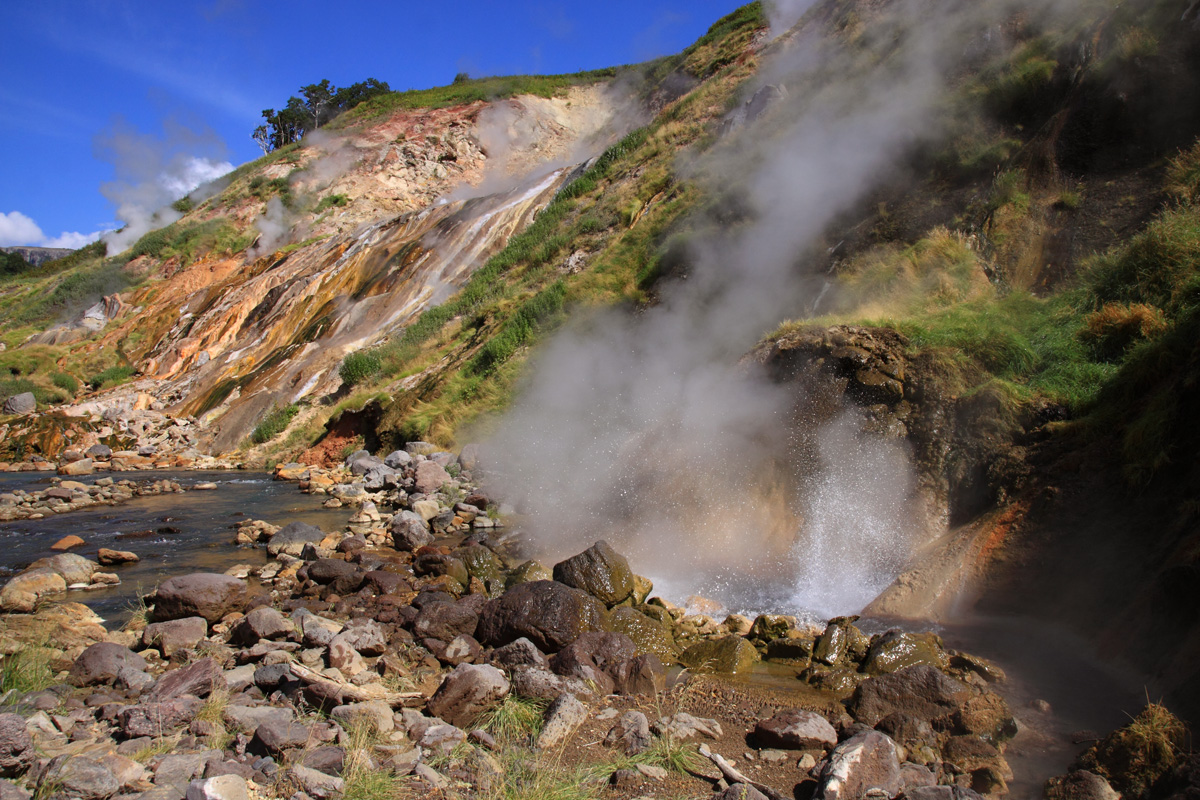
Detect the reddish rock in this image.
<box><xmin>50</xmin><ymin>535</ymin><xmax>85</xmax><ymax>552</ymax></box>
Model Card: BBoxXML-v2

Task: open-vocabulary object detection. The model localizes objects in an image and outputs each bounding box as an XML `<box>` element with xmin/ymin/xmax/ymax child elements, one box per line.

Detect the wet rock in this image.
<box><xmin>413</xmin><ymin>553</ymin><xmax>469</xmax><ymax>588</ymax></box>
<box><xmin>814</xmin><ymin>617</ymin><xmax>870</xmax><ymax>667</ymax></box>
<box><xmin>149</xmin><ymin>657</ymin><xmax>221</xmax><ymax>701</ymax></box>
<box><xmin>1044</xmin><ymin>770</ymin><xmax>1120</xmax><ymax>800</ymax></box>
<box><xmin>426</xmin><ymin>664</ymin><xmax>510</xmax><ymax>728</ymax></box>
<box><xmin>28</xmin><ymin>553</ymin><xmax>98</xmax><ymax>584</ymax></box>
<box><xmin>847</xmin><ymin>665</ymin><xmax>973</xmax><ymax>728</ymax></box>
<box><xmin>679</xmin><ymin>635</ymin><xmax>760</xmax><ymax>674</ymax></box>
<box><xmin>905</xmin><ymin>788</ymin><xmax>986</xmax><ymax>800</ymax></box>
<box><xmin>153</xmin><ymin>573</ymin><xmax>247</xmax><ymax>623</ymax></box>
<box><xmin>389</xmin><ymin>511</ymin><xmax>433</xmax><ymax>551</ymax></box>
<box><xmin>0</xmin><ymin>714</ymin><xmax>33</xmax><ymax>777</ymax></box>
<box><xmin>536</xmin><ymin>693</ymin><xmax>587</xmax><ymax>749</ymax></box>
<box><xmin>552</xmin><ymin>540</ymin><xmax>634</xmax><ymax>606</ymax></box>
<box><xmin>69</xmin><ymin>642</ymin><xmax>147</xmax><ymax>686</ymax></box>
<box><xmin>228</xmin><ymin>607</ymin><xmax>293</xmax><ymax>645</ymax></box>
<box><xmin>862</xmin><ymin>630</ymin><xmax>948</xmax><ymax>675</ymax></box>
<box><xmin>458</xmin><ymin>544</ymin><xmax>503</xmax><ymax>583</ymax></box>
<box><xmin>476</xmin><ymin>580</ymin><xmax>609</xmax><ymax>653</ymax></box>
<box><xmin>607</xmin><ymin>606</ymin><xmax>678</xmax><ymax>662</ymax></box>
<box><xmin>266</xmin><ymin>522</ymin><xmax>326</xmax><ymax>557</ymax></box>
<box><xmin>185</xmin><ymin>775</ymin><xmax>249</xmax><ymax>800</ymax></box>
<box><xmin>605</xmin><ymin>710</ymin><xmax>651</xmax><ymax>755</ymax></box>
<box><xmin>97</xmin><ymin>548</ymin><xmax>139</xmax><ymax>565</ymax></box>
<box><xmin>612</xmin><ymin>653</ymin><xmax>666</xmax><ymax>696</ymax></box>
<box><xmin>754</xmin><ymin>709</ymin><xmax>838</xmax><ymax>750</ymax></box>
<box><xmin>142</xmin><ymin>616</ymin><xmax>208</xmax><ymax>657</ymax></box>
<box><xmin>506</xmin><ymin>560</ymin><xmax>552</xmax><ymax>587</ymax></box>
<box><xmin>0</xmin><ymin>569</ymin><xmax>66</xmax><ymax>612</ymax></box>
<box><xmin>815</xmin><ymin>729</ymin><xmax>904</xmax><ymax>800</ymax></box>
<box><xmin>2</xmin><ymin>393</ymin><xmax>35</xmax><ymax>416</ymax></box>
<box><xmin>414</xmin><ymin>461</ymin><xmax>452</xmax><ymax>494</ymax></box>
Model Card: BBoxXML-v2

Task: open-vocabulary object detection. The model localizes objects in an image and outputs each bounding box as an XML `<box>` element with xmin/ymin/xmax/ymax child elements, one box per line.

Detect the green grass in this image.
<box><xmin>339</xmin><ymin>351</ymin><xmax>383</xmax><ymax>387</ymax></box>
<box><xmin>0</xmin><ymin>646</ymin><xmax>55</xmax><ymax>698</ymax></box>
<box><xmin>1084</xmin><ymin>204</ymin><xmax>1200</xmax><ymax>316</ymax></box>
<box><xmin>90</xmin><ymin>365</ymin><xmax>136</xmax><ymax>390</ymax></box>
<box><xmin>127</xmin><ymin>217</ymin><xmax>254</xmax><ymax>265</ymax></box>
<box><xmin>467</xmin><ymin>281</ymin><xmax>567</xmax><ymax>376</ymax></box>
<box><xmin>481</xmin><ymin>695</ymin><xmax>548</xmax><ymax>745</ymax></box>
<box><xmin>250</xmin><ymin>403</ymin><xmax>300</xmax><ymax>444</ymax></box>
<box><xmin>314</xmin><ymin>193</ymin><xmax>349</xmax><ymax>213</ymax></box>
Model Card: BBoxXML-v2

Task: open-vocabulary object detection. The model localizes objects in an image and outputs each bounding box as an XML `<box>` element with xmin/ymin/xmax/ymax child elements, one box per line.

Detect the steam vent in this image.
<box><xmin>3</xmin><ymin>1</ymin><xmax>1200</xmax><ymax>799</ymax></box>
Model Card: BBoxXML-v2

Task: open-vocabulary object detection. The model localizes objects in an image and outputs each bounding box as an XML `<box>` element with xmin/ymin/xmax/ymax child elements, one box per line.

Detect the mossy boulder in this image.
<box><xmin>506</xmin><ymin>560</ymin><xmax>552</xmax><ymax>588</ymax></box>
<box><xmin>552</xmin><ymin>540</ymin><xmax>634</xmax><ymax>607</ymax></box>
<box><xmin>813</xmin><ymin>616</ymin><xmax>870</xmax><ymax>666</ymax></box>
<box><xmin>413</xmin><ymin>554</ymin><xmax>469</xmax><ymax>591</ymax></box>
<box><xmin>680</xmin><ymin>635</ymin><xmax>760</xmax><ymax>675</ymax></box>
<box><xmin>458</xmin><ymin>545</ymin><xmax>503</xmax><ymax>584</ymax></box>
<box><xmin>476</xmin><ymin>580</ymin><xmax>609</xmax><ymax>653</ymax></box>
<box><xmin>608</xmin><ymin>606</ymin><xmax>679</xmax><ymax>663</ymax></box>
<box><xmin>765</xmin><ymin>637</ymin><xmax>813</xmax><ymax>664</ymax></box>
<box><xmin>632</xmin><ymin>574</ymin><xmax>654</xmax><ymax>604</ymax></box>
<box><xmin>861</xmin><ymin>630</ymin><xmax>949</xmax><ymax>675</ymax></box>
<box><xmin>749</xmin><ymin>614</ymin><xmax>795</xmax><ymax>643</ymax></box>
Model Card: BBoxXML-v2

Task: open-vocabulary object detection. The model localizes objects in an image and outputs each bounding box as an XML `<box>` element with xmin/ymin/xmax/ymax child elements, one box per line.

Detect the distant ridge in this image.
<box><xmin>0</xmin><ymin>246</ymin><xmax>75</xmax><ymax>266</ymax></box>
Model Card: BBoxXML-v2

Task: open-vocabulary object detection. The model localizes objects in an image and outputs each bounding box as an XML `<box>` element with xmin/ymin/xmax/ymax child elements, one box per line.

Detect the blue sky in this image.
<box><xmin>0</xmin><ymin>0</ymin><xmax>744</xmax><ymax>249</ymax></box>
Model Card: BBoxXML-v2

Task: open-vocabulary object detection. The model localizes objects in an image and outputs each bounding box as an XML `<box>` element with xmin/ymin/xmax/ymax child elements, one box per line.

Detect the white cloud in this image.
<box><xmin>0</xmin><ymin>212</ymin><xmax>45</xmax><ymax>247</ymax></box>
<box><xmin>0</xmin><ymin>210</ymin><xmax>108</xmax><ymax>250</ymax></box>
<box><xmin>158</xmin><ymin>156</ymin><xmax>234</xmax><ymax>199</ymax></box>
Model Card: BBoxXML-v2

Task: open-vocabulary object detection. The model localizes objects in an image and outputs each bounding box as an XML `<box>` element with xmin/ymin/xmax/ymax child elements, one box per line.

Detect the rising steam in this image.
<box><xmin>488</xmin><ymin>0</ymin><xmax>1082</xmax><ymax>617</ymax></box>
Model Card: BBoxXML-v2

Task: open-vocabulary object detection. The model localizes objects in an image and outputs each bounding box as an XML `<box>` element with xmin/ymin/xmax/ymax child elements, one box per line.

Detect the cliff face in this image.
<box><xmin>0</xmin><ymin>247</ymin><xmax>74</xmax><ymax>266</ymax></box>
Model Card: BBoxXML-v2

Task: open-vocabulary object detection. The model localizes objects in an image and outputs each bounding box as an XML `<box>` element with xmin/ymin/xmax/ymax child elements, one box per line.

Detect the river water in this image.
<box><xmin>0</xmin><ymin>471</ymin><xmax>350</xmax><ymax>624</ymax></box>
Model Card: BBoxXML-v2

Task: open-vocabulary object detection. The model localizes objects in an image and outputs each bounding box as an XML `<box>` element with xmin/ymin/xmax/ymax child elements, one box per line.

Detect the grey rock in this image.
<box><xmin>383</xmin><ymin>450</ymin><xmax>412</xmax><ymax>469</ymax></box>
<box><xmin>287</xmin><ymin>765</ymin><xmax>343</xmax><ymax>799</ymax></box>
<box><xmin>185</xmin><ymin>775</ymin><xmax>249</xmax><ymax>800</ymax></box>
<box><xmin>152</xmin><ymin>753</ymin><xmax>206</xmax><ymax>786</ymax></box>
<box><xmin>389</xmin><ymin>511</ymin><xmax>433</xmax><ymax>552</ymax></box>
<box><xmin>414</xmin><ymin>461</ymin><xmax>451</xmax><ymax>494</ymax></box>
<box><xmin>142</xmin><ymin>617</ymin><xmax>208</xmax><ymax>657</ymax></box>
<box><xmin>2</xmin><ymin>394</ymin><xmax>35</xmax><ymax>416</ymax></box>
<box><xmin>1043</xmin><ymin>770</ymin><xmax>1120</xmax><ymax>800</ymax></box>
<box><xmin>604</xmin><ymin>710</ymin><xmax>651</xmax><ymax>755</ymax></box>
<box><xmin>223</xmin><ymin>705</ymin><xmax>293</xmax><ymax>734</ymax></box>
<box><xmin>815</xmin><ymin>730</ymin><xmax>903</xmax><ymax>800</ymax></box>
<box><xmin>489</xmin><ymin>637</ymin><xmax>549</xmax><ymax>671</ymax></box>
<box><xmin>653</xmin><ymin>712</ymin><xmax>723</xmax><ymax>740</ymax></box>
<box><xmin>117</xmin><ymin>697</ymin><xmax>202</xmax><ymax>737</ymax></box>
<box><xmin>414</xmin><ymin>601</ymin><xmax>479</xmax><ymax>643</ymax></box>
<box><xmin>0</xmin><ymin>779</ymin><xmax>30</xmax><ymax>800</ymax></box>
<box><xmin>266</xmin><ymin>523</ymin><xmax>326</xmax><ymax>557</ymax></box>
<box><xmin>69</xmin><ymin>642</ymin><xmax>147</xmax><ymax>687</ymax></box>
<box><xmin>42</xmin><ymin>755</ymin><xmax>118</xmax><ymax>799</ymax></box>
<box><xmin>754</xmin><ymin>709</ymin><xmax>838</xmax><ymax>750</ymax></box>
<box><xmin>0</xmin><ymin>714</ymin><xmax>33</xmax><ymax>777</ymax></box>
<box><xmin>28</xmin><ymin>553</ymin><xmax>99</xmax><ymax>585</ymax></box>
<box><xmin>228</xmin><ymin>607</ymin><xmax>292</xmax><ymax>645</ymax></box>
<box><xmin>536</xmin><ymin>693</ymin><xmax>587</xmax><ymax>749</ymax></box>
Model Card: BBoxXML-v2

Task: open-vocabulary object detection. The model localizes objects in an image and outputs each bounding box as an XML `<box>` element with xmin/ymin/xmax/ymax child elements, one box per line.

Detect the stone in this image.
<box><xmin>1044</xmin><ymin>770</ymin><xmax>1120</xmax><ymax>800</ymax></box>
<box><xmin>0</xmin><ymin>569</ymin><xmax>66</xmax><ymax>612</ymax></box>
<box><xmin>0</xmin><ymin>714</ymin><xmax>33</xmax><ymax>777</ymax></box>
<box><xmin>301</xmin><ymin>746</ymin><xmax>345</xmax><ymax>776</ymax></box>
<box><xmin>489</xmin><ymin>638</ymin><xmax>549</xmax><ymax>671</ymax></box>
<box><xmin>552</xmin><ymin>540</ymin><xmax>634</xmax><ymax>606</ymax></box>
<box><xmin>717</xmin><ymin>785</ymin><xmax>769</xmax><ymax>800</ymax></box>
<box><xmin>330</xmin><ymin>700</ymin><xmax>394</xmax><ymax>734</ymax></box>
<box><xmin>475</xmin><ymin>580</ymin><xmax>609</xmax><ymax>653</ymax></box>
<box><xmin>328</xmin><ymin>633</ymin><xmax>366</xmax><ymax>676</ymax></box>
<box><xmin>228</xmin><ymin>607</ymin><xmax>293</xmax><ymax>645</ymax></box>
<box><xmin>2</xmin><ymin>393</ymin><xmax>35</xmax><ymax>416</ymax></box>
<box><xmin>612</xmin><ymin>653</ymin><xmax>667</xmax><ymax>696</ymax></box>
<box><xmin>388</xmin><ymin>511</ymin><xmax>433</xmax><ymax>551</ymax></box>
<box><xmin>653</xmin><ymin>713</ymin><xmax>723</xmax><ymax>740</ymax></box>
<box><xmin>223</xmin><ymin>705</ymin><xmax>293</xmax><ymax>734</ymax></box>
<box><xmin>153</xmin><ymin>754</ymin><xmax>207</xmax><ymax>786</ymax></box>
<box><xmin>906</xmin><ymin>788</ymin><xmax>986</xmax><ymax>800</ymax></box>
<box><xmin>550</xmin><ymin>631</ymin><xmax>636</xmax><ymax>678</ymax></box>
<box><xmin>117</xmin><ymin>697</ymin><xmax>202</xmax><ymax>737</ymax></box>
<box><xmin>754</xmin><ymin>709</ymin><xmax>838</xmax><ymax>750</ymax></box>
<box><xmin>253</xmin><ymin>721</ymin><xmax>321</xmax><ymax>756</ymax></box>
<box><xmin>149</xmin><ymin>657</ymin><xmax>221</xmax><ymax>701</ymax></box>
<box><xmin>607</xmin><ymin>606</ymin><xmax>678</xmax><ymax>662</ymax></box>
<box><xmin>413</xmin><ymin>553</ymin><xmax>469</xmax><ymax>588</ymax></box>
<box><xmin>85</xmin><ymin>444</ymin><xmax>112</xmax><ymax>459</ymax></box>
<box><xmin>185</xmin><ymin>775</ymin><xmax>249</xmax><ymax>800</ymax></box>
<box><xmin>509</xmin><ymin>667</ymin><xmax>592</xmax><ymax>701</ymax></box>
<box><xmin>506</xmin><ymin>560</ymin><xmax>552</xmax><ymax>587</ymax></box>
<box><xmin>679</xmin><ymin>635</ymin><xmax>760</xmax><ymax>674</ymax></box>
<box><xmin>288</xmin><ymin>765</ymin><xmax>344</xmax><ymax>799</ymax></box>
<box><xmin>815</xmin><ymin>730</ymin><xmax>904</xmax><ymax>800</ymax></box>
<box><xmin>847</xmin><ymin>665</ymin><xmax>973</xmax><ymax>727</ymax></box>
<box><xmin>361</xmin><ymin>465</ymin><xmax>396</xmax><ymax>490</ymax></box>
<box><xmin>51</xmin><ymin>535</ymin><xmax>85</xmax><ymax>551</ymax></box>
<box><xmin>861</xmin><ymin>630</ymin><xmax>948</xmax><ymax>675</ymax></box>
<box><xmin>457</xmin><ymin>443</ymin><xmax>481</xmax><ymax>471</ymax></box>
<box><xmin>41</xmin><ymin>755</ymin><xmax>118</xmax><ymax>799</ymax></box>
<box><xmin>28</xmin><ymin>553</ymin><xmax>98</xmax><ymax>584</ymax></box>
<box><xmin>814</xmin><ymin>617</ymin><xmax>870</xmax><ymax>667</ymax></box>
<box><xmin>69</xmin><ymin>642</ymin><xmax>148</xmax><ymax>686</ymax></box>
<box><xmin>307</xmin><ymin>559</ymin><xmax>365</xmax><ymax>594</ymax></box>
<box><xmin>414</xmin><ymin>460</ymin><xmax>452</xmax><ymax>494</ymax></box>
<box><xmin>413</xmin><ymin>600</ymin><xmax>479</xmax><ymax>642</ymax></box>
<box><xmin>604</xmin><ymin>710</ymin><xmax>651</xmax><ymax>755</ymax></box>
<box><xmin>383</xmin><ymin>450</ymin><xmax>412</xmax><ymax>469</ymax></box>
<box><xmin>426</xmin><ymin>664</ymin><xmax>510</xmax><ymax>728</ymax></box>
<box><xmin>97</xmin><ymin>548</ymin><xmax>139</xmax><ymax>565</ymax></box>
<box><xmin>536</xmin><ymin>693</ymin><xmax>587</xmax><ymax>749</ymax></box>
<box><xmin>341</xmin><ymin>620</ymin><xmax>387</xmax><ymax>656</ymax></box>
<box><xmin>142</xmin><ymin>616</ymin><xmax>208</xmax><ymax>657</ymax></box>
<box><xmin>300</xmin><ymin>614</ymin><xmax>343</xmax><ymax>647</ymax></box>
<box><xmin>57</xmin><ymin>459</ymin><xmax>95</xmax><ymax>477</ymax></box>
<box><xmin>153</xmin><ymin>573</ymin><xmax>247</xmax><ymax>623</ymax></box>
<box><xmin>266</xmin><ymin>522</ymin><xmax>326</xmax><ymax>557</ymax></box>
<box><xmin>0</xmin><ymin>781</ymin><xmax>30</xmax><ymax>800</ymax></box>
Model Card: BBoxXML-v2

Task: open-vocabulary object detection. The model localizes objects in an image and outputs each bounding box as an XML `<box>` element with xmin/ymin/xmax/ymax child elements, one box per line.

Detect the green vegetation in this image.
<box><xmin>1077</xmin><ymin>702</ymin><xmax>1188</xmax><ymax>799</ymax></box>
<box><xmin>314</xmin><ymin>193</ymin><xmax>349</xmax><ymax>213</ymax></box>
<box><xmin>90</xmin><ymin>365</ymin><xmax>135</xmax><ymax>390</ymax></box>
<box><xmin>250</xmin><ymin>403</ymin><xmax>300</xmax><ymax>444</ymax></box>
<box><xmin>254</xmin><ymin>78</ymin><xmax>392</xmax><ymax>152</ymax></box>
<box><xmin>468</xmin><ymin>281</ymin><xmax>567</xmax><ymax>376</ymax></box>
<box><xmin>127</xmin><ymin>217</ymin><xmax>254</xmax><ymax>265</ymax></box>
<box><xmin>0</xmin><ymin>251</ymin><xmax>33</xmax><ymax>276</ymax></box>
<box><xmin>482</xmin><ymin>695</ymin><xmax>547</xmax><ymax>745</ymax></box>
<box><xmin>339</xmin><ymin>351</ymin><xmax>383</xmax><ymax>387</ymax></box>
<box><xmin>0</xmin><ymin>645</ymin><xmax>55</xmax><ymax>697</ymax></box>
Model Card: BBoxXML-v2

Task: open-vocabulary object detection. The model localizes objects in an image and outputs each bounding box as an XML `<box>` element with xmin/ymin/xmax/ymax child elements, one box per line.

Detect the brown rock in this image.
<box><xmin>50</xmin><ymin>535</ymin><xmax>85</xmax><ymax>552</ymax></box>
<box><xmin>426</xmin><ymin>664</ymin><xmax>510</xmax><ymax>728</ymax></box>
<box><xmin>153</xmin><ymin>573</ymin><xmax>248</xmax><ymax>623</ymax></box>
<box><xmin>97</xmin><ymin>548</ymin><xmax>139</xmax><ymax>565</ymax></box>
<box><xmin>57</xmin><ymin>459</ymin><xmax>94</xmax><ymax>476</ymax></box>
<box><xmin>754</xmin><ymin>709</ymin><xmax>838</xmax><ymax>750</ymax></box>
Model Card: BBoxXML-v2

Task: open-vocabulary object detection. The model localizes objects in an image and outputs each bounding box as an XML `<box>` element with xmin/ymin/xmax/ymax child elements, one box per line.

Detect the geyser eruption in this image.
<box><xmin>488</xmin><ymin>0</ymin><xmax>1081</xmax><ymax>616</ymax></box>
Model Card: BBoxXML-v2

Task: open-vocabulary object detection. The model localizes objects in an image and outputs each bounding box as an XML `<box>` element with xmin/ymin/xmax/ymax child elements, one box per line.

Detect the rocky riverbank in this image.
<box><xmin>0</xmin><ymin>443</ymin><xmax>1190</xmax><ymax>800</ymax></box>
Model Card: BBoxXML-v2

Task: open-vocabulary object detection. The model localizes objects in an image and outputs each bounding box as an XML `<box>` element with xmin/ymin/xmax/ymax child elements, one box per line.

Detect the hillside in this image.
<box><xmin>4</xmin><ymin>0</ymin><xmax>1200</xmax><ymax>721</ymax></box>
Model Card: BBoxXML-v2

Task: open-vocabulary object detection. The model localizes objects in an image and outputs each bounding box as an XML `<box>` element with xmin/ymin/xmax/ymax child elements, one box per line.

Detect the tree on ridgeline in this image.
<box><xmin>252</xmin><ymin>78</ymin><xmax>392</xmax><ymax>153</ymax></box>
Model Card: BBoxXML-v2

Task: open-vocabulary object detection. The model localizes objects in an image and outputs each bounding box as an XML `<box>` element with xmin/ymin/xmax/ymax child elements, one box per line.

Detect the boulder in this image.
<box><xmin>607</xmin><ymin>606</ymin><xmax>678</xmax><ymax>662</ymax></box>
<box><xmin>475</xmin><ymin>580</ymin><xmax>609</xmax><ymax>653</ymax></box>
<box><xmin>490</xmin><ymin>638</ymin><xmax>549</xmax><ymax>671</ymax></box>
<box><xmin>389</xmin><ymin>511</ymin><xmax>433</xmax><ymax>551</ymax></box>
<box><xmin>536</xmin><ymin>693</ymin><xmax>588</xmax><ymax>749</ymax></box>
<box><xmin>0</xmin><ymin>570</ymin><xmax>66</xmax><ymax>612</ymax></box>
<box><xmin>228</xmin><ymin>606</ymin><xmax>293</xmax><ymax>645</ymax></box>
<box><xmin>384</xmin><ymin>450</ymin><xmax>412</xmax><ymax>469</ymax></box>
<box><xmin>57</xmin><ymin>459</ymin><xmax>94</xmax><ymax>476</ymax></box>
<box><xmin>50</xmin><ymin>535</ymin><xmax>85</xmax><ymax>551</ymax></box>
<box><xmin>28</xmin><ymin>553</ymin><xmax>98</xmax><ymax>584</ymax></box>
<box><xmin>814</xmin><ymin>617</ymin><xmax>870</xmax><ymax>667</ymax></box>
<box><xmin>266</xmin><ymin>522</ymin><xmax>326</xmax><ymax>557</ymax></box>
<box><xmin>550</xmin><ymin>631</ymin><xmax>636</xmax><ymax>682</ymax></box>
<box><xmin>414</xmin><ymin>460</ymin><xmax>452</xmax><ymax>494</ymax></box>
<box><xmin>413</xmin><ymin>554</ymin><xmax>469</xmax><ymax>588</ymax></box>
<box><xmin>307</xmin><ymin>559</ymin><xmax>365</xmax><ymax>594</ymax></box>
<box><xmin>506</xmin><ymin>560</ymin><xmax>552</xmax><ymax>587</ymax></box>
<box><xmin>861</xmin><ymin>630</ymin><xmax>948</xmax><ymax>675</ymax></box>
<box><xmin>552</xmin><ymin>540</ymin><xmax>634</xmax><ymax>606</ymax></box>
<box><xmin>679</xmin><ymin>635</ymin><xmax>760</xmax><ymax>674</ymax></box>
<box><xmin>85</xmin><ymin>444</ymin><xmax>112</xmax><ymax>459</ymax></box>
<box><xmin>612</xmin><ymin>653</ymin><xmax>667</xmax><ymax>696</ymax></box>
<box><xmin>426</xmin><ymin>664</ymin><xmax>510</xmax><ymax>728</ymax></box>
<box><xmin>0</xmin><ymin>715</ymin><xmax>33</xmax><ymax>777</ymax></box>
<box><xmin>754</xmin><ymin>709</ymin><xmax>838</xmax><ymax>750</ymax></box>
<box><xmin>186</xmin><ymin>775</ymin><xmax>249</xmax><ymax>800</ymax></box>
<box><xmin>142</xmin><ymin>616</ymin><xmax>208</xmax><ymax>657</ymax></box>
<box><xmin>1044</xmin><ymin>771</ymin><xmax>1120</xmax><ymax>800</ymax></box>
<box><xmin>604</xmin><ymin>710</ymin><xmax>651</xmax><ymax>755</ymax></box>
<box><xmin>153</xmin><ymin>573</ymin><xmax>247</xmax><ymax>622</ymax></box>
<box><xmin>414</xmin><ymin>601</ymin><xmax>479</xmax><ymax>642</ymax></box>
<box><xmin>2</xmin><ymin>393</ymin><xmax>35</xmax><ymax>416</ymax></box>
<box><xmin>117</xmin><ymin>697</ymin><xmax>202</xmax><ymax>737</ymax></box>
<box><xmin>97</xmin><ymin>548</ymin><xmax>139</xmax><ymax>565</ymax></box>
<box><xmin>148</xmin><ymin>657</ymin><xmax>221</xmax><ymax>701</ymax></box>
<box><xmin>69</xmin><ymin>642</ymin><xmax>147</xmax><ymax>686</ymax></box>
<box><xmin>847</xmin><ymin>665</ymin><xmax>973</xmax><ymax>727</ymax></box>
<box><xmin>40</xmin><ymin>755</ymin><xmax>118</xmax><ymax>800</ymax></box>
<box><xmin>815</xmin><ymin>730</ymin><xmax>904</xmax><ymax>800</ymax></box>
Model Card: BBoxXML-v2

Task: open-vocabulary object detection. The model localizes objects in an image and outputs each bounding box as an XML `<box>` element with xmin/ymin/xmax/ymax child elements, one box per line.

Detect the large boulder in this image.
<box><xmin>754</xmin><ymin>709</ymin><xmax>838</xmax><ymax>750</ymax></box>
<box><xmin>414</xmin><ymin>460</ymin><xmax>452</xmax><ymax>494</ymax></box>
<box><xmin>679</xmin><ymin>635</ymin><xmax>760</xmax><ymax>674</ymax></box>
<box><xmin>475</xmin><ymin>581</ymin><xmax>609</xmax><ymax>653</ymax></box>
<box><xmin>389</xmin><ymin>511</ymin><xmax>433</xmax><ymax>552</ymax></box>
<box><xmin>607</xmin><ymin>606</ymin><xmax>678</xmax><ymax>662</ymax></box>
<box><xmin>813</xmin><ymin>617</ymin><xmax>870</xmax><ymax>667</ymax></box>
<box><xmin>815</xmin><ymin>730</ymin><xmax>904</xmax><ymax>800</ymax></box>
<box><xmin>345</xmin><ymin>452</ymin><xmax>383</xmax><ymax>476</ymax></box>
<box><xmin>117</xmin><ymin>697</ymin><xmax>202</xmax><ymax>737</ymax></box>
<box><xmin>39</xmin><ymin>755</ymin><xmax>118</xmax><ymax>800</ymax></box>
<box><xmin>267</xmin><ymin>522</ymin><xmax>326</xmax><ymax>557</ymax></box>
<box><xmin>550</xmin><ymin>632</ymin><xmax>636</xmax><ymax>679</ymax></box>
<box><xmin>148</xmin><ymin>657</ymin><xmax>221</xmax><ymax>701</ymax></box>
<box><xmin>27</xmin><ymin>553</ymin><xmax>98</xmax><ymax>585</ymax></box>
<box><xmin>229</xmin><ymin>606</ymin><xmax>294</xmax><ymax>645</ymax></box>
<box><xmin>0</xmin><ymin>570</ymin><xmax>66</xmax><ymax>612</ymax></box>
<box><xmin>552</xmin><ymin>541</ymin><xmax>634</xmax><ymax>606</ymax></box>
<box><xmin>153</xmin><ymin>573</ymin><xmax>247</xmax><ymax>623</ymax></box>
<box><xmin>142</xmin><ymin>617</ymin><xmax>208</xmax><ymax>657</ymax></box>
<box><xmin>306</xmin><ymin>559</ymin><xmax>365</xmax><ymax>595</ymax></box>
<box><xmin>425</xmin><ymin>664</ymin><xmax>510</xmax><ymax>728</ymax></box>
<box><xmin>2</xmin><ymin>393</ymin><xmax>35</xmax><ymax>416</ymax></box>
<box><xmin>847</xmin><ymin>665</ymin><xmax>972</xmax><ymax>727</ymax></box>
<box><xmin>861</xmin><ymin>630</ymin><xmax>948</xmax><ymax>675</ymax></box>
<box><xmin>414</xmin><ymin>601</ymin><xmax>479</xmax><ymax>643</ymax></box>
<box><xmin>69</xmin><ymin>642</ymin><xmax>147</xmax><ymax>686</ymax></box>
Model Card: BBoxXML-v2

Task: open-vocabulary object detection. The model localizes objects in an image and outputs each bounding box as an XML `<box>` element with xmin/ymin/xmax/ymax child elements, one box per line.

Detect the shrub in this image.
<box><xmin>1166</xmin><ymin>138</ymin><xmax>1200</xmax><ymax>203</ymax></box>
<box><xmin>339</xmin><ymin>351</ymin><xmax>382</xmax><ymax>387</ymax></box>
<box><xmin>1084</xmin><ymin>205</ymin><xmax>1200</xmax><ymax>316</ymax></box>
<box><xmin>90</xmin><ymin>365</ymin><xmax>135</xmax><ymax>390</ymax></box>
<box><xmin>51</xmin><ymin>372</ymin><xmax>80</xmax><ymax>395</ymax></box>
<box><xmin>314</xmin><ymin>194</ymin><xmax>349</xmax><ymax>213</ymax></box>
<box><xmin>1076</xmin><ymin>703</ymin><xmax>1187</xmax><ymax>798</ymax></box>
<box><xmin>1081</xmin><ymin>303</ymin><xmax>1168</xmax><ymax>361</ymax></box>
<box><xmin>250</xmin><ymin>403</ymin><xmax>300</xmax><ymax>444</ymax></box>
